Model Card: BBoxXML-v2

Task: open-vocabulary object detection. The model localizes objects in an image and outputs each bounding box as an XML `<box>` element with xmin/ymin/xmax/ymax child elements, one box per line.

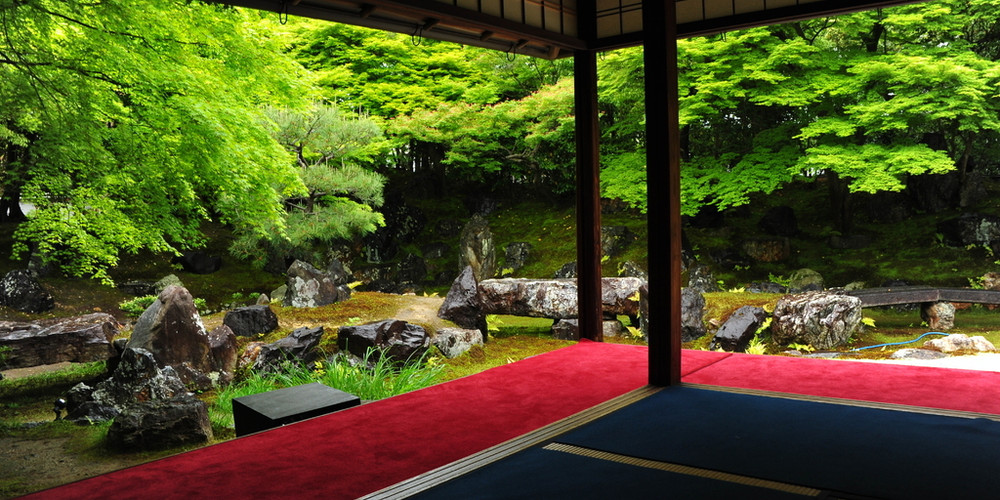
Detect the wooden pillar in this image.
<box><xmin>643</xmin><ymin>0</ymin><xmax>682</xmax><ymax>385</ymax></box>
<box><xmin>574</xmin><ymin>48</ymin><xmax>603</xmax><ymax>342</ymax></box>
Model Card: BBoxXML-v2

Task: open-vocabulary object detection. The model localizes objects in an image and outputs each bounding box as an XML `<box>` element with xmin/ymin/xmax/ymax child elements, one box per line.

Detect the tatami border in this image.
<box><xmin>359</xmin><ymin>384</ymin><xmax>663</xmax><ymax>499</ymax></box>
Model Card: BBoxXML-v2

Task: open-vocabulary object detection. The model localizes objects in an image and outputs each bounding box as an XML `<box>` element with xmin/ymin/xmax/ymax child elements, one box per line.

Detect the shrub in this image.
<box><xmin>119</xmin><ymin>295</ymin><xmax>208</xmax><ymax>317</ymax></box>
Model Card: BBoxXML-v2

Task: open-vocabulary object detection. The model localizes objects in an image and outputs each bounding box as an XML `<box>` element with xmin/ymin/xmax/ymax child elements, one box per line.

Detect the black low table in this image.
<box><xmin>233</xmin><ymin>382</ymin><xmax>360</xmax><ymax>437</ymax></box>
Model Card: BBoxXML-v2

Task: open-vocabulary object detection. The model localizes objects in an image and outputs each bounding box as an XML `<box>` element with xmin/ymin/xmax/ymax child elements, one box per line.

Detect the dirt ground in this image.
<box><xmin>0</xmin><ymin>435</ymin><xmax>147</xmax><ymax>498</ymax></box>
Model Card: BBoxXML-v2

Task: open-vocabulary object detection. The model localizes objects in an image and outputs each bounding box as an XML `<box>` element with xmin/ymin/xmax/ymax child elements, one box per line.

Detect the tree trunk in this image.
<box><xmin>0</xmin><ymin>144</ymin><xmax>28</xmax><ymax>223</ymax></box>
<box><xmin>827</xmin><ymin>171</ymin><xmax>853</xmax><ymax>234</ymax></box>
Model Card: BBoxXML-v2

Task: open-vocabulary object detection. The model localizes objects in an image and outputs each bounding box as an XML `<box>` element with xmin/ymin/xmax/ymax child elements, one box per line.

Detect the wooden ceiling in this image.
<box><xmin>216</xmin><ymin>0</ymin><xmax>924</xmax><ymax>58</ymax></box>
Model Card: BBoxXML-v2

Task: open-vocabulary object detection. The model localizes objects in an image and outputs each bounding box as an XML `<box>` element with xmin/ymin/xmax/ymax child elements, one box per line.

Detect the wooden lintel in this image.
<box><xmin>359</xmin><ymin>4</ymin><xmax>376</xmax><ymax>18</ymax></box>
<box><xmin>480</xmin><ymin>30</ymin><xmax>494</xmax><ymax>41</ymax></box>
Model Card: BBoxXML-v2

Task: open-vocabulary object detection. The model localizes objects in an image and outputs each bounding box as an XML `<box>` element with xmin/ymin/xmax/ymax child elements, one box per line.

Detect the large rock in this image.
<box><xmin>223</xmin><ymin>305</ymin><xmax>279</xmax><ymax>337</ymax></box>
<box><xmin>284</xmin><ymin>260</ymin><xmax>351</xmax><ymax>308</ymax></box>
<box><xmin>66</xmin><ymin>347</ymin><xmax>188</xmax><ymax>423</ymax></box>
<box><xmin>437</xmin><ymin>267</ymin><xmax>487</xmax><ymax>334</ymax></box>
<box><xmin>0</xmin><ymin>269</ymin><xmax>54</xmax><ymax>313</ymax></box>
<box><xmin>711</xmin><ymin>306</ymin><xmax>767</xmax><ymax>352</ymax></box>
<box><xmin>600</xmin><ymin>225</ymin><xmax>636</xmax><ymax>257</ymax></box>
<box><xmin>623</xmin><ymin>284</ymin><xmax>701</xmax><ymax>343</ymax></box>
<box><xmin>553</xmin><ymin>262</ymin><xmax>577</xmax><ymax>278</ymax></box>
<box><xmin>171</xmin><ymin>251</ymin><xmax>222</xmax><ymax>275</ymax></box>
<box><xmin>937</xmin><ymin>213</ymin><xmax>1000</xmax><ymax>252</ymax></box>
<box><xmin>153</xmin><ymin>274</ymin><xmax>184</xmax><ymax>294</ymax></box>
<box><xmin>920</xmin><ymin>301</ymin><xmax>956</xmax><ymax>331</ymax></box>
<box><xmin>433</xmin><ymin>328</ymin><xmax>484</xmax><ymax>358</ymax></box>
<box><xmin>681</xmin><ymin>288</ymin><xmax>707</xmax><ymax>342</ymax></box>
<box><xmin>477</xmin><ymin>278</ymin><xmax>643</xmax><ymax>319</ymax></box>
<box><xmin>503</xmin><ymin>242</ymin><xmax>533</xmax><ymax>274</ymax></box>
<box><xmin>252</xmin><ymin>326</ymin><xmax>325</xmax><ymax>374</ymax></box>
<box><xmin>617</xmin><ymin>260</ymin><xmax>647</xmax><ymax>280</ymax></box>
<box><xmin>106</xmin><ymin>394</ymin><xmax>212</xmax><ymax>451</ymax></box>
<box><xmin>208</xmin><ymin>325</ymin><xmax>237</xmax><ymax>385</ymax></box>
<box><xmin>789</xmin><ymin>268</ymin><xmax>824</xmax><ymax>293</ymax></box>
<box><xmin>459</xmin><ymin>214</ymin><xmax>496</xmax><ymax>282</ymax></box>
<box><xmin>338</xmin><ymin>320</ymin><xmax>430</xmax><ymax>365</ymax></box>
<box><xmin>924</xmin><ymin>334</ymin><xmax>996</xmax><ymax>353</ymax></box>
<box><xmin>772</xmin><ymin>292</ymin><xmax>863</xmax><ymax>350</ymax></box>
<box><xmin>127</xmin><ymin>285</ymin><xmax>214</xmax><ymax>390</ymax></box>
<box><xmin>0</xmin><ymin>313</ymin><xmax>120</xmax><ymax>369</ymax></box>
<box><xmin>686</xmin><ymin>264</ymin><xmax>719</xmax><ymax>293</ymax></box>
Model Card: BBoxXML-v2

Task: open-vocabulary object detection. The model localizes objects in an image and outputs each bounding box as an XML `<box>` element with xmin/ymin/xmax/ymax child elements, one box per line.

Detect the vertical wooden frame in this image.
<box><xmin>643</xmin><ymin>0</ymin><xmax>682</xmax><ymax>385</ymax></box>
<box><xmin>574</xmin><ymin>1</ymin><xmax>603</xmax><ymax>342</ymax></box>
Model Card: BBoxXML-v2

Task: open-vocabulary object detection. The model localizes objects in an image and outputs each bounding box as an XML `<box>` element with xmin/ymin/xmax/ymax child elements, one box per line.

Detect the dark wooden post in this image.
<box><xmin>643</xmin><ymin>0</ymin><xmax>682</xmax><ymax>385</ymax></box>
<box><xmin>574</xmin><ymin>1</ymin><xmax>603</xmax><ymax>342</ymax></box>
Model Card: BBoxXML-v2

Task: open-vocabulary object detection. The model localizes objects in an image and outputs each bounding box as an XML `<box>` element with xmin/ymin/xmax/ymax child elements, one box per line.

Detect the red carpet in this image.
<box><xmin>28</xmin><ymin>341</ymin><xmax>654</xmax><ymax>500</ymax></box>
<box><xmin>27</xmin><ymin>345</ymin><xmax>1000</xmax><ymax>499</ymax></box>
<box><xmin>684</xmin><ymin>352</ymin><xmax>1000</xmax><ymax>414</ymax></box>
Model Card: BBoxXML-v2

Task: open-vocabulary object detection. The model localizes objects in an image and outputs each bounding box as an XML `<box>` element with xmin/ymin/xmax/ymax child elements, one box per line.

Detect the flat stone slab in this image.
<box><xmin>232</xmin><ymin>382</ymin><xmax>360</xmax><ymax>437</ymax></box>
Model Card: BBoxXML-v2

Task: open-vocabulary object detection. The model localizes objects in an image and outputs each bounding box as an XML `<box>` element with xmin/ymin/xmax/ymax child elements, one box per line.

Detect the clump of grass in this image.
<box><xmin>0</xmin><ymin>362</ymin><xmax>107</xmax><ymax>400</ymax></box>
<box><xmin>208</xmin><ymin>349</ymin><xmax>444</xmax><ymax>432</ymax></box>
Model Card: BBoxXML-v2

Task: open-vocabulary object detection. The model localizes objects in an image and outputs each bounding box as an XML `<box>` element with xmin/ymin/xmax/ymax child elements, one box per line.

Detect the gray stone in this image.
<box><xmin>478</xmin><ymin>277</ymin><xmax>644</xmax><ymax>320</ymax></box>
<box><xmin>686</xmin><ymin>264</ymin><xmax>718</xmax><ymax>292</ymax></box>
<box><xmin>551</xmin><ymin>319</ymin><xmax>625</xmax><ymax>341</ymax></box>
<box><xmin>617</xmin><ymin>260</ymin><xmax>647</xmax><ymax>280</ymax></box>
<box><xmin>553</xmin><ymin>262</ymin><xmax>577</xmax><ymax>278</ymax></box>
<box><xmin>503</xmin><ymin>242</ymin><xmax>533</xmax><ymax>274</ymax></box>
<box><xmin>338</xmin><ymin>320</ymin><xmax>429</xmax><ymax>365</ymax></box>
<box><xmin>772</xmin><ymin>291</ymin><xmax>863</xmax><ymax>350</ymax></box>
<box><xmin>458</xmin><ymin>214</ymin><xmax>496</xmax><ymax>282</ymax></box>
<box><xmin>681</xmin><ymin>288</ymin><xmax>707</xmax><ymax>342</ymax></box>
<box><xmin>437</xmin><ymin>266</ymin><xmax>487</xmax><ymax>333</ymax></box>
<box><xmin>66</xmin><ymin>400</ymin><xmax>120</xmax><ymax>424</ymax></box>
<box><xmin>326</xmin><ymin>258</ymin><xmax>352</xmax><ymax>285</ymax></box>
<box><xmin>600</xmin><ymin>225</ymin><xmax>636</xmax><ymax>258</ymax></box>
<box><xmin>208</xmin><ymin>325</ymin><xmax>237</xmax><ymax>385</ymax></box>
<box><xmin>789</xmin><ymin>268</ymin><xmax>824</xmax><ymax>293</ymax></box>
<box><xmin>433</xmin><ymin>328</ymin><xmax>484</xmax><ymax>358</ymax></box>
<box><xmin>119</xmin><ymin>280</ymin><xmax>156</xmax><ymax>297</ymax></box>
<box><xmin>284</xmin><ymin>260</ymin><xmax>351</xmax><ymax>308</ymax></box>
<box><xmin>747</xmin><ymin>281</ymin><xmax>786</xmax><ymax>294</ymax></box>
<box><xmin>106</xmin><ymin>394</ymin><xmax>212</xmax><ymax>451</ymax></box>
<box><xmin>223</xmin><ymin>305</ymin><xmax>279</xmax><ymax>337</ymax></box>
<box><xmin>711</xmin><ymin>306</ymin><xmax>767</xmax><ymax>352</ymax></box>
<box><xmin>890</xmin><ymin>348</ymin><xmax>947</xmax><ymax>360</ymax></box>
<box><xmin>127</xmin><ymin>286</ymin><xmax>213</xmax><ymax>390</ymax></box>
<box><xmin>920</xmin><ymin>301</ymin><xmax>956</xmax><ymax>331</ymax></box>
<box><xmin>0</xmin><ymin>313</ymin><xmax>120</xmax><ymax>369</ymax></box>
<box><xmin>153</xmin><ymin>274</ymin><xmax>184</xmax><ymax>294</ymax></box>
<box><xmin>66</xmin><ymin>348</ymin><xmax>188</xmax><ymax>423</ymax></box>
<box><xmin>255</xmin><ymin>294</ymin><xmax>270</xmax><ymax>306</ymax></box>
<box><xmin>271</xmin><ymin>285</ymin><xmax>288</xmax><ymax>303</ymax></box>
<box><xmin>252</xmin><ymin>326</ymin><xmax>325</xmax><ymax>374</ymax></box>
<box><xmin>0</xmin><ymin>269</ymin><xmax>54</xmax><ymax>313</ymax></box>
<box><xmin>924</xmin><ymin>334</ymin><xmax>996</xmax><ymax>353</ymax></box>
<box><xmin>937</xmin><ymin>212</ymin><xmax>1000</xmax><ymax>250</ymax></box>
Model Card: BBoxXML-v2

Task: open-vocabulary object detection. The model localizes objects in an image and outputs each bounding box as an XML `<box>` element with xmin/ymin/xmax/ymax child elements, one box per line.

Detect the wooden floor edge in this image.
<box><xmin>683</xmin><ymin>383</ymin><xmax>1000</xmax><ymax>421</ymax></box>
<box><xmin>358</xmin><ymin>385</ymin><xmax>663</xmax><ymax>499</ymax></box>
